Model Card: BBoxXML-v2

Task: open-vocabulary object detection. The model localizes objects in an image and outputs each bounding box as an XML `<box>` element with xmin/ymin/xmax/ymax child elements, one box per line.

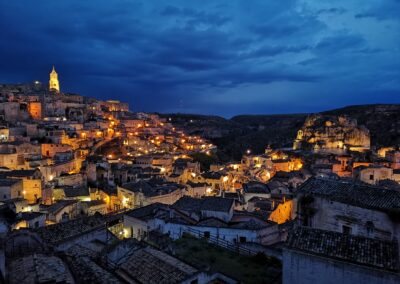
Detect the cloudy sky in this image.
<box><xmin>0</xmin><ymin>1</ymin><xmax>399</xmax><ymax>117</ymax></box>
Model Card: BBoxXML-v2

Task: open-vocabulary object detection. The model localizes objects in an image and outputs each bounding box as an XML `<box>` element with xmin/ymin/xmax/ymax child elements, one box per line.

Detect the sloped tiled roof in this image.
<box><xmin>121</xmin><ymin>179</ymin><xmax>185</xmax><ymax>197</ymax></box>
<box><xmin>4</xmin><ymin>169</ymin><xmax>38</xmax><ymax>177</ymax></box>
<box><xmin>243</xmin><ymin>181</ymin><xmax>270</xmax><ymax>194</ymax></box>
<box><xmin>125</xmin><ymin>203</ymin><xmax>168</xmax><ymax>220</ymax></box>
<box><xmin>173</xmin><ymin>196</ymin><xmax>234</xmax><ymax>213</ymax></box>
<box><xmin>298</xmin><ymin>177</ymin><xmax>400</xmax><ymax>212</ymax></box>
<box><xmin>201</xmin><ymin>171</ymin><xmax>222</xmax><ymax>179</ymax></box>
<box><xmin>117</xmin><ymin>246</ymin><xmax>198</xmax><ymax>284</ymax></box>
<box><xmin>0</xmin><ymin>178</ymin><xmax>21</xmax><ymax>187</ymax></box>
<box><xmin>201</xmin><ymin>197</ymin><xmax>235</xmax><ymax>212</ymax></box>
<box><xmin>63</xmin><ymin>186</ymin><xmax>90</xmax><ymax>198</ymax></box>
<box><xmin>196</xmin><ymin>217</ymin><xmax>228</xmax><ymax>228</ymax></box>
<box><xmin>286</xmin><ymin>226</ymin><xmax>399</xmax><ymax>272</ymax></box>
<box><xmin>9</xmin><ymin>254</ymin><xmax>74</xmax><ymax>284</ymax></box>
<box><xmin>172</xmin><ymin>196</ymin><xmax>203</xmax><ymax>212</ymax></box>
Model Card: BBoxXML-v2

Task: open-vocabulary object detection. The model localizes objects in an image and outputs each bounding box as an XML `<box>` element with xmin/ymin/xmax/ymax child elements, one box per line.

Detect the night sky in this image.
<box><xmin>0</xmin><ymin>1</ymin><xmax>399</xmax><ymax>117</ymax></box>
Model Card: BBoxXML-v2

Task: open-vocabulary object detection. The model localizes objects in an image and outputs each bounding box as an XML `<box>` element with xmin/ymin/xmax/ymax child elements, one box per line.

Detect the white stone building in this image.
<box><xmin>296</xmin><ymin>177</ymin><xmax>400</xmax><ymax>241</ymax></box>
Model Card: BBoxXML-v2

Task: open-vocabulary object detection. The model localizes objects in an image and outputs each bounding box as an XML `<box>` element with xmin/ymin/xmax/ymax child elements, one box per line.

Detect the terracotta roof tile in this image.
<box><xmin>286</xmin><ymin>226</ymin><xmax>399</xmax><ymax>272</ymax></box>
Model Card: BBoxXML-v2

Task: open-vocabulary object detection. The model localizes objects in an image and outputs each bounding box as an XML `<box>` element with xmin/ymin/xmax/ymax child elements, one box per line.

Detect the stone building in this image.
<box><xmin>12</xmin><ymin>212</ymin><xmax>46</xmax><ymax>230</ymax></box>
<box><xmin>28</xmin><ymin>101</ymin><xmax>42</xmax><ymax>120</ymax></box>
<box><xmin>242</xmin><ymin>181</ymin><xmax>271</xmax><ymax>207</ymax></box>
<box><xmin>103</xmin><ymin>100</ymin><xmax>129</xmax><ymax>112</ymax></box>
<box><xmin>0</xmin><ymin>179</ymin><xmax>23</xmax><ymax>201</ymax></box>
<box><xmin>0</xmin><ymin>102</ymin><xmax>30</xmax><ymax>123</ymax></box>
<box><xmin>296</xmin><ymin>177</ymin><xmax>400</xmax><ymax>241</ymax></box>
<box><xmin>386</xmin><ymin>150</ymin><xmax>400</xmax><ymax>169</ymax></box>
<box><xmin>0</xmin><ymin>128</ymin><xmax>9</xmax><ymax>142</ymax></box>
<box><xmin>41</xmin><ymin>143</ymin><xmax>73</xmax><ymax>158</ymax></box>
<box><xmin>353</xmin><ymin>165</ymin><xmax>399</xmax><ymax>185</ymax></box>
<box><xmin>268</xmin><ymin>197</ymin><xmax>295</xmax><ymax>224</ymax></box>
<box><xmin>1</xmin><ymin>169</ymin><xmax>42</xmax><ymax>204</ymax></box>
<box><xmin>117</xmin><ymin>179</ymin><xmax>186</xmax><ymax>209</ymax></box>
<box><xmin>172</xmin><ymin>196</ymin><xmax>235</xmax><ymax>222</ymax></box>
<box><xmin>123</xmin><ymin>200</ymin><xmax>279</xmax><ymax>245</ymax></box>
<box><xmin>0</xmin><ymin>149</ymin><xmax>20</xmax><ymax>169</ymax></box>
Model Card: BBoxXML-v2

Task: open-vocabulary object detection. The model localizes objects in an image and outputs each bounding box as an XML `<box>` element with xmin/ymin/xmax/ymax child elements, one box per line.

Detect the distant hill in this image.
<box><xmin>160</xmin><ymin>104</ymin><xmax>400</xmax><ymax>162</ymax></box>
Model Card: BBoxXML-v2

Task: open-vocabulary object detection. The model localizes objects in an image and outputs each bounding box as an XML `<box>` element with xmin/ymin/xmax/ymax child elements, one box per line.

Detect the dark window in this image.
<box><xmin>34</xmin><ymin>221</ymin><xmax>39</xmax><ymax>228</ymax></box>
<box><xmin>366</xmin><ymin>221</ymin><xmax>374</xmax><ymax>236</ymax></box>
<box><xmin>204</xmin><ymin>231</ymin><xmax>210</xmax><ymax>238</ymax></box>
<box><xmin>239</xmin><ymin>236</ymin><xmax>247</xmax><ymax>243</ymax></box>
<box><xmin>369</xmin><ymin>174</ymin><xmax>374</xmax><ymax>180</ymax></box>
<box><xmin>342</xmin><ymin>225</ymin><xmax>352</xmax><ymax>234</ymax></box>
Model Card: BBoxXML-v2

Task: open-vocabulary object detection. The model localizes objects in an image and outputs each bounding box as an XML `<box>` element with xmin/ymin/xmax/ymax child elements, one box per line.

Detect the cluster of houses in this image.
<box><xmin>0</xmin><ymin>70</ymin><xmax>399</xmax><ymax>283</ymax></box>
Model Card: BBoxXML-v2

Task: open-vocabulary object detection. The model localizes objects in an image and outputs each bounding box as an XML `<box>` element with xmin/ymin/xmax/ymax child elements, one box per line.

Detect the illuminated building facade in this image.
<box><xmin>49</xmin><ymin>66</ymin><xmax>60</xmax><ymax>92</ymax></box>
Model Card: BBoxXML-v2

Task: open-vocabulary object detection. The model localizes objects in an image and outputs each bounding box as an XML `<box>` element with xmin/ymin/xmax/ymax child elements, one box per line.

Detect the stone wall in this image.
<box><xmin>303</xmin><ymin>197</ymin><xmax>400</xmax><ymax>241</ymax></box>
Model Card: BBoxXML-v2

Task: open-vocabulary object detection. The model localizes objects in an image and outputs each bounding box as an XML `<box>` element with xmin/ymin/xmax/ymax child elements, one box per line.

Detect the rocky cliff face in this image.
<box><xmin>322</xmin><ymin>104</ymin><xmax>400</xmax><ymax>147</ymax></box>
<box><xmin>293</xmin><ymin>114</ymin><xmax>370</xmax><ymax>152</ymax></box>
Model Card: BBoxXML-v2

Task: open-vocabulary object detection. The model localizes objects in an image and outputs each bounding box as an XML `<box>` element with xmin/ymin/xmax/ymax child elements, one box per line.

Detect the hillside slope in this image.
<box><xmin>160</xmin><ymin>104</ymin><xmax>400</xmax><ymax>162</ymax></box>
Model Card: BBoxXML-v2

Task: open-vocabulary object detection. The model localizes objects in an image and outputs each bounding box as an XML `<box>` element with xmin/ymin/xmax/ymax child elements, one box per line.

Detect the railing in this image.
<box><xmin>182</xmin><ymin>226</ymin><xmax>259</xmax><ymax>256</ymax></box>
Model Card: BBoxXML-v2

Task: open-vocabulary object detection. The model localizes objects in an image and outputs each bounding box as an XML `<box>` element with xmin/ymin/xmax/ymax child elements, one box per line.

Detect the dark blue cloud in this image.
<box><xmin>317</xmin><ymin>8</ymin><xmax>346</xmax><ymax>15</ymax></box>
<box><xmin>315</xmin><ymin>34</ymin><xmax>366</xmax><ymax>53</ymax></box>
<box><xmin>354</xmin><ymin>0</ymin><xmax>400</xmax><ymax>21</ymax></box>
<box><xmin>159</xmin><ymin>5</ymin><xmax>230</xmax><ymax>27</ymax></box>
<box><xmin>0</xmin><ymin>0</ymin><xmax>399</xmax><ymax>117</ymax></box>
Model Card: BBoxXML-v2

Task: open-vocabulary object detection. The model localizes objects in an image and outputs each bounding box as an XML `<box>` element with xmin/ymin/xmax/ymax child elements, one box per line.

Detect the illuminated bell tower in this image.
<box><xmin>49</xmin><ymin>65</ymin><xmax>60</xmax><ymax>93</ymax></box>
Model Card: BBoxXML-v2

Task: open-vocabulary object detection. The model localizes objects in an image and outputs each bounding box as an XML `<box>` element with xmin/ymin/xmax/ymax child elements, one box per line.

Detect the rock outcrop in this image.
<box><xmin>293</xmin><ymin>114</ymin><xmax>370</xmax><ymax>153</ymax></box>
